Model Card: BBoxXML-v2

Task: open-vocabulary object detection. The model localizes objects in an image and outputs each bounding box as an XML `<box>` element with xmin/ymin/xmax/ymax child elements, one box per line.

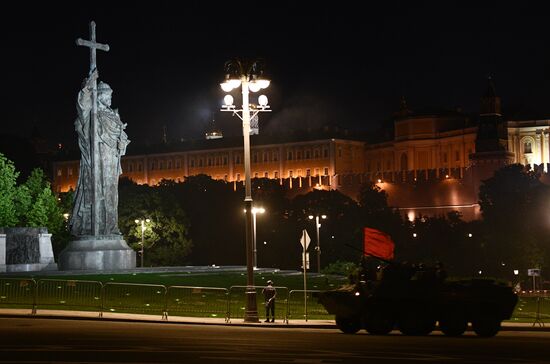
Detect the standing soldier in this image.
<box><xmin>262</xmin><ymin>280</ymin><xmax>277</xmax><ymax>322</ymax></box>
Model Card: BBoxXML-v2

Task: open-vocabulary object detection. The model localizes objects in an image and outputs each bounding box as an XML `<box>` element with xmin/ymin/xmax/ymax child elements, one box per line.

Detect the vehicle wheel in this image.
<box><xmin>439</xmin><ymin>315</ymin><xmax>468</xmax><ymax>337</ymax></box>
<box><xmin>335</xmin><ymin>316</ymin><xmax>361</xmax><ymax>334</ymax></box>
<box><xmin>472</xmin><ymin>317</ymin><xmax>501</xmax><ymax>337</ymax></box>
<box><xmin>364</xmin><ymin>314</ymin><xmax>394</xmax><ymax>335</ymax></box>
<box><xmin>399</xmin><ymin>314</ymin><xmax>436</xmax><ymax>336</ymax></box>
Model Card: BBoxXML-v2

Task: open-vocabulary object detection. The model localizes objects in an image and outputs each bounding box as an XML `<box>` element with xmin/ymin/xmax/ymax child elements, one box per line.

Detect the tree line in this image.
<box><xmin>1</xmin><ymin>152</ymin><xmax>549</xmax><ymax>283</ymax></box>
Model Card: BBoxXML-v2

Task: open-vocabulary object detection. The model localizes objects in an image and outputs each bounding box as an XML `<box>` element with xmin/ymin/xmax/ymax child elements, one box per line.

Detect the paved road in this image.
<box><xmin>1</xmin><ymin>317</ymin><xmax>550</xmax><ymax>363</ymax></box>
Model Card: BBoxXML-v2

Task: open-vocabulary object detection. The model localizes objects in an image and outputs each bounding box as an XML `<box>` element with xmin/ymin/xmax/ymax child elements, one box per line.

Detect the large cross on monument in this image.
<box><xmin>76</xmin><ymin>21</ymin><xmax>109</xmax><ymax>236</ymax></box>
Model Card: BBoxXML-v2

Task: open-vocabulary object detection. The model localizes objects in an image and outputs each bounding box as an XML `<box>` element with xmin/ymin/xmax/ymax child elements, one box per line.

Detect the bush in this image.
<box><xmin>322</xmin><ymin>260</ymin><xmax>358</xmax><ymax>276</ymax></box>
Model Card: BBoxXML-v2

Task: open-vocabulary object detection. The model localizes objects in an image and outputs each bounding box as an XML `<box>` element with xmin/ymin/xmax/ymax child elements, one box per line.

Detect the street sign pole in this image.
<box><xmin>303</xmin><ymin>229</ymin><xmax>308</xmax><ymax>322</ymax></box>
<box><xmin>300</xmin><ymin>229</ymin><xmax>311</xmax><ymax>322</ymax></box>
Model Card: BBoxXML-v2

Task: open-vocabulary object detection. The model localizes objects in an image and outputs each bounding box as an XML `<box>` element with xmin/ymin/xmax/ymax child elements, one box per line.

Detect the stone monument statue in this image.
<box><xmin>59</xmin><ymin>21</ymin><xmax>136</xmax><ymax>270</ymax></box>
<box><xmin>70</xmin><ymin>72</ymin><xmax>129</xmax><ymax>235</ymax></box>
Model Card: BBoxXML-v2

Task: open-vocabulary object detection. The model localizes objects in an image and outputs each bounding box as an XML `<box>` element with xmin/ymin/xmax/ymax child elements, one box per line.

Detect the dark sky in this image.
<box><xmin>2</xmin><ymin>1</ymin><xmax>550</xmax><ymax>149</ymax></box>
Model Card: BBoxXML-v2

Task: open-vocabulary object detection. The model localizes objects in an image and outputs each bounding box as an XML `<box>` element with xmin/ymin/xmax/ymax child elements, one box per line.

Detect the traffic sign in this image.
<box><xmin>528</xmin><ymin>268</ymin><xmax>541</xmax><ymax>277</ymax></box>
<box><xmin>300</xmin><ymin>229</ymin><xmax>311</xmax><ymax>250</ymax></box>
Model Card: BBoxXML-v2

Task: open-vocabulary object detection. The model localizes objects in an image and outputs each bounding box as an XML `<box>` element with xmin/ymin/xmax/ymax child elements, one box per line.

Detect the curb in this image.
<box><xmin>1</xmin><ymin>312</ymin><xmax>548</xmax><ymax>332</ymax></box>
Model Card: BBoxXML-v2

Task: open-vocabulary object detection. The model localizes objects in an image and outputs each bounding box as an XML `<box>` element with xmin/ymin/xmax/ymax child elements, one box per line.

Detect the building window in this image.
<box><xmin>175</xmin><ymin>159</ymin><xmax>181</xmax><ymax>169</ymax></box>
<box><xmin>442</xmin><ymin>153</ymin><xmax>448</xmax><ymax>163</ymax></box>
<box><xmin>159</xmin><ymin>161</ymin><xmax>164</xmax><ymax>170</ymax></box>
<box><xmin>323</xmin><ymin>149</ymin><xmax>328</xmax><ymax>158</ymax></box>
<box><xmin>128</xmin><ymin>164</ymin><xmax>133</xmax><ymax>172</ymax></box>
<box><xmin>314</xmin><ymin>149</ymin><xmax>320</xmax><ymax>158</ymax></box>
<box><xmin>198</xmin><ymin>159</ymin><xmax>203</xmax><ymax>167</ymax></box>
<box><xmin>252</xmin><ymin>152</ymin><xmax>258</xmax><ymax>163</ymax></box>
<box><xmin>263</xmin><ymin>152</ymin><xmax>268</xmax><ymax>162</ymax></box>
<box><xmin>224</xmin><ymin>175</ymin><xmax>228</xmax><ymax>181</ymax></box>
<box><xmin>400</xmin><ymin>153</ymin><xmax>408</xmax><ymax>171</ymax></box>
<box><xmin>138</xmin><ymin>163</ymin><xmax>143</xmax><ymax>172</ymax></box>
<box><xmin>315</xmin><ymin>168</ymin><xmax>320</xmax><ymax>176</ymax></box>
<box><xmin>167</xmin><ymin>160</ymin><xmax>172</xmax><ymax>169</ymax></box>
<box><xmin>297</xmin><ymin>169</ymin><xmax>302</xmax><ymax>177</ymax></box>
<box><xmin>338</xmin><ymin>148</ymin><xmax>342</xmax><ymax>157</ymax></box>
<box><xmin>254</xmin><ymin>172</ymin><xmax>259</xmax><ymax>178</ymax></box>
<box><xmin>151</xmin><ymin>161</ymin><xmax>156</xmax><ymax>170</ymax></box>
<box><xmin>207</xmin><ymin>158</ymin><xmax>212</xmax><ymax>167</ymax></box>
<box><xmin>236</xmin><ymin>173</ymin><xmax>241</xmax><ymax>181</ymax></box>
<box><xmin>524</xmin><ymin>141</ymin><xmax>532</xmax><ymax>154</ymax></box>
<box><xmin>305</xmin><ymin>150</ymin><xmax>311</xmax><ymax>159</ymax></box>
<box><xmin>264</xmin><ymin>172</ymin><xmax>269</xmax><ymax>178</ymax></box>
<box><xmin>57</xmin><ymin>169</ymin><xmax>62</xmax><ymax>177</ymax></box>
<box><xmin>297</xmin><ymin>151</ymin><xmax>302</xmax><ymax>160</ymax></box>
<box><xmin>306</xmin><ymin>169</ymin><xmax>311</xmax><ymax>177</ymax></box>
<box><xmin>455</xmin><ymin>151</ymin><xmax>460</xmax><ymax>162</ymax></box>
<box><xmin>235</xmin><ymin>155</ymin><xmax>241</xmax><ymax>164</ymax></box>
<box><xmin>68</xmin><ymin>168</ymin><xmax>73</xmax><ymax>176</ymax></box>
<box><xmin>223</xmin><ymin>156</ymin><xmax>228</xmax><ymax>165</ymax></box>
<box><xmin>287</xmin><ymin>151</ymin><xmax>293</xmax><ymax>160</ymax></box>
<box><xmin>289</xmin><ymin>170</ymin><xmax>293</xmax><ymax>178</ymax></box>
<box><xmin>274</xmin><ymin>171</ymin><xmax>279</xmax><ymax>179</ymax></box>
<box><xmin>273</xmin><ymin>151</ymin><xmax>278</xmax><ymax>161</ymax></box>
<box><xmin>190</xmin><ymin>159</ymin><xmax>195</xmax><ymax>168</ymax></box>
<box><xmin>324</xmin><ymin>167</ymin><xmax>329</xmax><ymax>176</ymax></box>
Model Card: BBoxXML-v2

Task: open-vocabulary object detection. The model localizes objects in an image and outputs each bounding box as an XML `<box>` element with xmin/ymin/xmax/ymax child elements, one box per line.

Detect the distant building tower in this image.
<box><xmin>476</xmin><ymin>76</ymin><xmax>507</xmax><ymax>153</ymax></box>
<box><xmin>162</xmin><ymin>125</ymin><xmax>168</xmax><ymax>144</ymax></box>
<box><xmin>470</xmin><ymin>76</ymin><xmax>514</xmax><ymax>195</ymax></box>
<box><xmin>205</xmin><ymin>117</ymin><xmax>223</xmax><ymax>140</ymax></box>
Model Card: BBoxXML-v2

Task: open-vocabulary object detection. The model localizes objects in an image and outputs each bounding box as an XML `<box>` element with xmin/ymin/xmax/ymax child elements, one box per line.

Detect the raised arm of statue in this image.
<box><xmin>77</xmin><ymin>69</ymin><xmax>99</xmax><ymax>119</ymax></box>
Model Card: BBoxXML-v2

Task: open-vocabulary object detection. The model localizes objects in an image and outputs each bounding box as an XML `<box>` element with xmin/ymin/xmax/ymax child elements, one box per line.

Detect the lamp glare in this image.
<box><xmin>224</xmin><ymin>95</ymin><xmax>234</xmax><ymax>106</ymax></box>
<box><xmin>258</xmin><ymin>94</ymin><xmax>268</xmax><ymax>106</ymax></box>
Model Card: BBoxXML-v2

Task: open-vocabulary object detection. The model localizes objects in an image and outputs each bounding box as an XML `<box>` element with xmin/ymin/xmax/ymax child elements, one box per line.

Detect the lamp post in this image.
<box><xmin>308</xmin><ymin>214</ymin><xmax>327</xmax><ymax>273</ymax></box>
<box><xmin>135</xmin><ymin>218</ymin><xmax>150</xmax><ymax>268</ymax></box>
<box><xmin>251</xmin><ymin>207</ymin><xmax>265</xmax><ymax>269</ymax></box>
<box><xmin>220</xmin><ymin>59</ymin><xmax>271</xmax><ymax>322</ymax></box>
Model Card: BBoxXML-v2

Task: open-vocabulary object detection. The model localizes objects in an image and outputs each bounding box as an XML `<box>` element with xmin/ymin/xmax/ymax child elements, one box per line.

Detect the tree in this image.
<box><xmin>358</xmin><ymin>181</ymin><xmax>408</xmax><ymax>259</ymax></box>
<box><xmin>118</xmin><ymin>179</ymin><xmax>192</xmax><ymax>266</ymax></box>
<box><xmin>0</xmin><ymin>153</ymin><xmax>19</xmax><ymax>227</ymax></box>
<box><xmin>0</xmin><ymin>154</ymin><xmax>70</xmax><ymax>256</ymax></box>
<box><xmin>289</xmin><ymin>190</ymin><xmax>362</xmax><ymax>267</ymax></box>
<box><xmin>478</xmin><ymin>164</ymin><xmax>550</xmax><ymax>275</ymax></box>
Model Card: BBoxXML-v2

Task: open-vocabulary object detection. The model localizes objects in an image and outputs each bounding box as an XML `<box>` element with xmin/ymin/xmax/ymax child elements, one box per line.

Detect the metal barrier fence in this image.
<box><xmin>103</xmin><ymin>282</ymin><xmax>167</xmax><ymax>318</ymax></box>
<box><xmin>36</xmin><ymin>279</ymin><xmax>103</xmax><ymax>315</ymax></box>
<box><xmin>287</xmin><ymin>289</ymin><xmax>331</xmax><ymax>321</ymax></box>
<box><xmin>0</xmin><ymin>278</ymin><xmax>36</xmax><ymax>311</ymax></box>
<box><xmin>2</xmin><ymin>278</ymin><xmax>547</xmax><ymax>326</ymax></box>
<box><xmin>228</xmin><ymin>285</ymin><xmax>289</xmax><ymax>322</ymax></box>
<box><xmin>166</xmin><ymin>286</ymin><xmax>228</xmax><ymax>321</ymax></box>
<box><xmin>511</xmin><ymin>295</ymin><xmax>549</xmax><ymax>327</ymax></box>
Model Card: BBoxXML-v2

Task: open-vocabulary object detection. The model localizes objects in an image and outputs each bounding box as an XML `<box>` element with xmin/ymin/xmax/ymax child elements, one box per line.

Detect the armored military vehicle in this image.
<box><xmin>317</xmin><ymin>262</ymin><xmax>518</xmax><ymax>337</ymax></box>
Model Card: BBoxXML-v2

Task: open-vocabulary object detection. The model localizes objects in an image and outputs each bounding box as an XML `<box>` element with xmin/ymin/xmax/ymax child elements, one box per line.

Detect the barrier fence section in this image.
<box><xmin>165</xmin><ymin>286</ymin><xmax>229</xmax><ymax>321</ymax></box>
<box><xmin>287</xmin><ymin>289</ymin><xmax>331</xmax><ymax>321</ymax></box>
<box><xmin>228</xmin><ymin>285</ymin><xmax>289</xmax><ymax>322</ymax></box>
<box><xmin>0</xmin><ymin>278</ymin><xmax>36</xmax><ymax>312</ymax></box>
<box><xmin>35</xmin><ymin>279</ymin><xmax>103</xmax><ymax>315</ymax></box>
<box><xmin>103</xmin><ymin>282</ymin><xmax>167</xmax><ymax>318</ymax></box>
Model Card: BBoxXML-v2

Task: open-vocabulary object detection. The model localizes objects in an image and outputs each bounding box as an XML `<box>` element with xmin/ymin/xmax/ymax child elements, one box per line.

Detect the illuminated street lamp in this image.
<box><xmin>308</xmin><ymin>214</ymin><xmax>327</xmax><ymax>273</ymax></box>
<box><xmin>135</xmin><ymin>218</ymin><xmax>150</xmax><ymax>268</ymax></box>
<box><xmin>220</xmin><ymin>59</ymin><xmax>271</xmax><ymax>322</ymax></box>
<box><xmin>252</xmin><ymin>207</ymin><xmax>265</xmax><ymax>269</ymax></box>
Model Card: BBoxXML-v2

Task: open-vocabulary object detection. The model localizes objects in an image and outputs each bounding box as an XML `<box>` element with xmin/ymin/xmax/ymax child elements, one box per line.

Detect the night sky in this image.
<box><xmin>2</xmin><ymin>1</ymin><xmax>550</xmax><ymax>150</ymax></box>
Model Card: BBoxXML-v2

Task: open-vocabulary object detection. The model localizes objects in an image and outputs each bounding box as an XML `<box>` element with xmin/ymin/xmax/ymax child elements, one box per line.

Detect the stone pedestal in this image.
<box><xmin>0</xmin><ymin>233</ymin><xmax>6</xmax><ymax>273</ymax></box>
<box><xmin>0</xmin><ymin>227</ymin><xmax>58</xmax><ymax>272</ymax></box>
<box><xmin>59</xmin><ymin>235</ymin><xmax>136</xmax><ymax>271</ymax></box>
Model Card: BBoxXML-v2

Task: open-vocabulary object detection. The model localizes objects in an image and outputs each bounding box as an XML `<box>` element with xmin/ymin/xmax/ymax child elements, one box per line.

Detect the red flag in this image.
<box><xmin>364</xmin><ymin>227</ymin><xmax>395</xmax><ymax>260</ymax></box>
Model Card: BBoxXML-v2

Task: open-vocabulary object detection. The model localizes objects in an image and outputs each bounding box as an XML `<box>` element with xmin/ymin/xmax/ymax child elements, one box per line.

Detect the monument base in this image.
<box><xmin>59</xmin><ymin>235</ymin><xmax>136</xmax><ymax>271</ymax></box>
